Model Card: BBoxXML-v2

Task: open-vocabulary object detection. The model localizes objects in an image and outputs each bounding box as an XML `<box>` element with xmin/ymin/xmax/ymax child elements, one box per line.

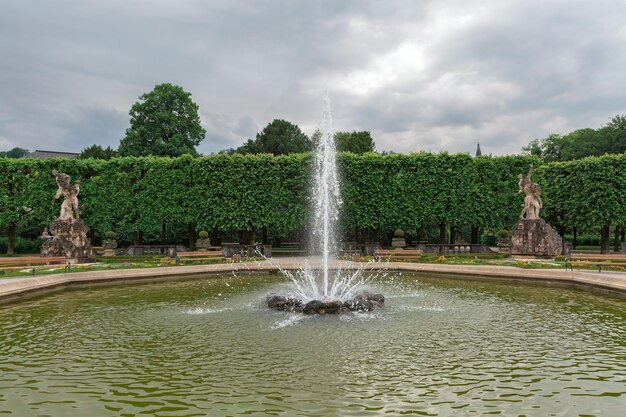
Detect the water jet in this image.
<box><xmin>267</xmin><ymin>98</ymin><xmax>384</xmax><ymax>313</ymax></box>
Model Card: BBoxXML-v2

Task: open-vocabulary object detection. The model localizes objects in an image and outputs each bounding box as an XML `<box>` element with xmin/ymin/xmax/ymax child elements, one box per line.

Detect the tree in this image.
<box><xmin>236</xmin><ymin>119</ymin><xmax>312</xmax><ymax>155</ymax></box>
<box><xmin>0</xmin><ymin>147</ymin><xmax>29</xmax><ymax>158</ymax></box>
<box><xmin>0</xmin><ymin>159</ymin><xmax>53</xmax><ymax>254</ymax></box>
<box><xmin>600</xmin><ymin>114</ymin><xmax>626</xmax><ymax>155</ymax></box>
<box><xmin>118</xmin><ymin>83</ymin><xmax>206</xmax><ymax>157</ymax></box>
<box><xmin>79</xmin><ymin>145</ymin><xmax>118</xmax><ymax>160</ymax></box>
<box><xmin>523</xmin><ymin>114</ymin><xmax>626</xmax><ymax>161</ymax></box>
<box><xmin>335</xmin><ymin>131</ymin><xmax>375</xmax><ymax>154</ymax></box>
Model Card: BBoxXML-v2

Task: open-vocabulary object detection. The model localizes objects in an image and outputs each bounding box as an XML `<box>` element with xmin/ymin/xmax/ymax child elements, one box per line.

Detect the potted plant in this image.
<box><xmin>196</xmin><ymin>230</ymin><xmax>211</xmax><ymax>250</ymax></box>
<box><xmin>496</xmin><ymin>229</ymin><xmax>510</xmax><ymax>254</ymax></box>
<box><xmin>391</xmin><ymin>229</ymin><xmax>406</xmax><ymax>249</ymax></box>
<box><xmin>102</xmin><ymin>230</ymin><xmax>117</xmax><ymax>256</ymax></box>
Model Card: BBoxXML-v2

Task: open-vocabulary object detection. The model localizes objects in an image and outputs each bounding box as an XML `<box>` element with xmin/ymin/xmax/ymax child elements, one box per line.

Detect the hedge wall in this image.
<box><xmin>1</xmin><ymin>152</ymin><xmax>624</xmax><ymax>253</ymax></box>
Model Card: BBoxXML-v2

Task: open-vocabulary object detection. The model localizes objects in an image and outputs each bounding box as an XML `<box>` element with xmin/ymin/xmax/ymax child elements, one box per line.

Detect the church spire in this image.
<box><xmin>475</xmin><ymin>139</ymin><xmax>482</xmax><ymax>157</ymax></box>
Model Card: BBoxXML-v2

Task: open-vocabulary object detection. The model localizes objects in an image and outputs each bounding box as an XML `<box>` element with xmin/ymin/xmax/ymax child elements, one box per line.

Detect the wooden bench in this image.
<box><xmin>273</xmin><ymin>242</ymin><xmax>307</xmax><ymax>256</ymax></box>
<box><xmin>0</xmin><ymin>256</ymin><xmax>68</xmax><ymax>274</ymax></box>
<box><xmin>565</xmin><ymin>254</ymin><xmax>626</xmax><ymax>272</ymax></box>
<box><xmin>176</xmin><ymin>250</ymin><xmax>224</xmax><ymax>265</ymax></box>
<box><xmin>374</xmin><ymin>249</ymin><xmax>423</xmax><ymax>262</ymax></box>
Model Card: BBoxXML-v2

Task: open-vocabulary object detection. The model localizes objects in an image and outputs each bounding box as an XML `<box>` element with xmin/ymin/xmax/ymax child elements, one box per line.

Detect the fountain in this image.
<box><xmin>2</xmin><ymin>103</ymin><xmax>623</xmax><ymax>417</ymax></box>
<box><xmin>267</xmin><ymin>98</ymin><xmax>384</xmax><ymax>314</ymax></box>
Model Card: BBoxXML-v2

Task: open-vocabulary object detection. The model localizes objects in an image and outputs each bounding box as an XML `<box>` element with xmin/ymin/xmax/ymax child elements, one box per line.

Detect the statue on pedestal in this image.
<box><xmin>510</xmin><ymin>165</ymin><xmax>562</xmax><ymax>258</ymax></box>
<box><xmin>41</xmin><ymin>170</ymin><xmax>92</xmax><ymax>261</ymax></box>
<box><xmin>516</xmin><ymin>165</ymin><xmax>543</xmax><ymax>220</ymax></box>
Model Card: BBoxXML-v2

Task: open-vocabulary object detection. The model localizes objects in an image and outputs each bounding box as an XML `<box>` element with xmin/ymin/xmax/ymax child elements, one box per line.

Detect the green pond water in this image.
<box><xmin>0</xmin><ymin>273</ymin><xmax>624</xmax><ymax>417</ymax></box>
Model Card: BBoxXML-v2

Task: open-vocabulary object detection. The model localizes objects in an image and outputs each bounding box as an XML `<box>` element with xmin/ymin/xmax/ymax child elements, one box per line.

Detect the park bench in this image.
<box><xmin>176</xmin><ymin>248</ymin><xmax>224</xmax><ymax>265</ymax></box>
<box><xmin>374</xmin><ymin>249</ymin><xmax>423</xmax><ymax>262</ymax></box>
<box><xmin>0</xmin><ymin>256</ymin><xmax>68</xmax><ymax>274</ymax></box>
<box><xmin>565</xmin><ymin>253</ymin><xmax>626</xmax><ymax>272</ymax></box>
<box><xmin>272</xmin><ymin>242</ymin><xmax>307</xmax><ymax>256</ymax></box>
<box><xmin>341</xmin><ymin>242</ymin><xmax>366</xmax><ymax>256</ymax></box>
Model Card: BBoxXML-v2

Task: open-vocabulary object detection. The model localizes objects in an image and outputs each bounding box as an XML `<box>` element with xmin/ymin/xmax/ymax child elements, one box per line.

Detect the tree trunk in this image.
<box><xmin>133</xmin><ymin>231</ymin><xmax>143</xmax><ymax>246</ymax></box>
<box><xmin>556</xmin><ymin>225</ymin><xmax>566</xmax><ymax>239</ymax></box>
<box><xmin>621</xmin><ymin>225</ymin><xmax>625</xmax><ymax>243</ymax></box>
<box><xmin>572</xmin><ymin>227</ymin><xmax>577</xmax><ymax>249</ymax></box>
<box><xmin>438</xmin><ymin>223</ymin><xmax>446</xmax><ymax>244</ymax></box>
<box><xmin>161</xmin><ymin>221</ymin><xmax>167</xmax><ymax>245</ymax></box>
<box><xmin>416</xmin><ymin>226</ymin><xmax>424</xmax><ymax>245</ymax></box>
<box><xmin>262</xmin><ymin>227</ymin><xmax>268</xmax><ymax>245</ymax></box>
<box><xmin>188</xmin><ymin>223</ymin><xmax>195</xmax><ymax>250</ymax></box>
<box><xmin>600</xmin><ymin>224</ymin><xmax>610</xmax><ymax>254</ymax></box>
<box><xmin>88</xmin><ymin>228</ymin><xmax>97</xmax><ymax>247</ymax></box>
<box><xmin>7</xmin><ymin>222</ymin><xmax>16</xmax><ymax>255</ymax></box>
<box><xmin>241</xmin><ymin>229</ymin><xmax>255</xmax><ymax>245</ymax></box>
<box><xmin>470</xmin><ymin>225</ymin><xmax>479</xmax><ymax>244</ymax></box>
<box><xmin>449</xmin><ymin>225</ymin><xmax>457</xmax><ymax>244</ymax></box>
<box><xmin>614</xmin><ymin>225</ymin><xmax>621</xmax><ymax>252</ymax></box>
<box><xmin>211</xmin><ymin>227</ymin><xmax>220</xmax><ymax>247</ymax></box>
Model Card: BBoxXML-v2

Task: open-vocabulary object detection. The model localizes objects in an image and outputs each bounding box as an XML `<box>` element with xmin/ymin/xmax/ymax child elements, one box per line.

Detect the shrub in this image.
<box><xmin>394</xmin><ymin>229</ymin><xmax>405</xmax><ymax>238</ymax></box>
<box><xmin>0</xmin><ymin>237</ymin><xmax>43</xmax><ymax>254</ymax></box>
<box><xmin>481</xmin><ymin>230</ymin><xmax>497</xmax><ymax>246</ymax></box>
<box><xmin>105</xmin><ymin>231</ymin><xmax>116</xmax><ymax>240</ymax></box>
<box><xmin>198</xmin><ymin>230</ymin><xmax>209</xmax><ymax>239</ymax></box>
<box><xmin>563</xmin><ymin>233</ymin><xmax>600</xmax><ymax>246</ymax></box>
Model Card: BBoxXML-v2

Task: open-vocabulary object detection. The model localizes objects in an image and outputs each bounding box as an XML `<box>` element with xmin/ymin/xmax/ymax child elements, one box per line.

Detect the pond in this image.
<box><xmin>0</xmin><ymin>273</ymin><xmax>624</xmax><ymax>416</ymax></box>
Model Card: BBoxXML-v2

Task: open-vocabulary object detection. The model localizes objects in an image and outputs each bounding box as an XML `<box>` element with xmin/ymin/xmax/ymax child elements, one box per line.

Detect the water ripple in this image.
<box><xmin>0</xmin><ymin>274</ymin><xmax>624</xmax><ymax>416</ymax></box>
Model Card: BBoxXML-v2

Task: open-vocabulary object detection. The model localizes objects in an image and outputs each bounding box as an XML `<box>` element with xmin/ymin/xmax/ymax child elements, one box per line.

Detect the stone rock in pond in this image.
<box><xmin>322</xmin><ymin>301</ymin><xmax>343</xmax><ymax>314</ymax></box>
<box><xmin>302</xmin><ymin>300</ymin><xmax>328</xmax><ymax>315</ymax></box>
<box><xmin>364</xmin><ymin>292</ymin><xmax>385</xmax><ymax>306</ymax></box>
<box><xmin>344</xmin><ymin>292</ymin><xmax>385</xmax><ymax>312</ymax></box>
<box><xmin>344</xmin><ymin>298</ymin><xmax>373</xmax><ymax>312</ymax></box>
<box><xmin>267</xmin><ymin>291</ymin><xmax>385</xmax><ymax>315</ymax></box>
<box><xmin>266</xmin><ymin>295</ymin><xmax>303</xmax><ymax>312</ymax></box>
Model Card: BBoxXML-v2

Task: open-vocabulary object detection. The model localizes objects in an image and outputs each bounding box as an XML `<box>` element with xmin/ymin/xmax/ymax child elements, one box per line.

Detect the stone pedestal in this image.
<box><xmin>102</xmin><ymin>240</ymin><xmax>117</xmax><ymax>257</ymax></box>
<box><xmin>42</xmin><ymin>218</ymin><xmax>93</xmax><ymax>261</ymax></box>
<box><xmin>195</xmin><ymin>239</ymin><xmax>211</xmax><ymax>250</ymax></box>
<box><xmin>497</xmin><ymin>239</ymin><xmax>511</xmax><ymax>255</ymax></box>
<box><xmin>511</xmin><ymin>219</ymin><xmax>562</xmax><ymax>258</ymax></box>
<box><xmin>391</xmin><ymin>238</ymin><xmax>406</xmax><ymax>248</ymax></box>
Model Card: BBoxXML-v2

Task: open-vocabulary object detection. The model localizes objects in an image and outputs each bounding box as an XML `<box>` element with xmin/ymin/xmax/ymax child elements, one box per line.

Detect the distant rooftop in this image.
<box><xmin>27</xmin><ymin>150</ymin><xmax>79</xmax><ymax>159</ymax></box>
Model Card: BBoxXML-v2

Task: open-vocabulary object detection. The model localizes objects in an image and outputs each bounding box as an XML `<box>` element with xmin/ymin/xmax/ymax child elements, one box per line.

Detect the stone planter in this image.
<box><xmin>391</xmin><ymin>238</ymin><xmax>406</xmax><ymax>248</ymax></box>
<box><xmin>195</xmin><ymin>239</ymin><xmax>211</xmax><ymax>250</ymax></box>
<box><xmin>102</xmin><ymin>239</ymin><xmax>117</xmax><ymax>257</ymax></box>
<box><xmin>496</xmin><ymin>239</ymin><xmax>510</xmax><ymax>254</ymax></box>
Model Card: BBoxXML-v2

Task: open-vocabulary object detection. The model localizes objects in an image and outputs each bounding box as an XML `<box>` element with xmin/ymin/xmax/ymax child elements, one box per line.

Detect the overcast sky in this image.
<box><xmin>1</xmin><ymin>0</ymin><xmax>625</xmax><ymax>156</ymax></box>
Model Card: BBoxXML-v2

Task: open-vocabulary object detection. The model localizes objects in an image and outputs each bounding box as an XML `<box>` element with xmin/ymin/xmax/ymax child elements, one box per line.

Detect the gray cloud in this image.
<box><xmin>1</xmin><ymin>0</ymin><xmax>625</xmax><ymax>156</ymax></box>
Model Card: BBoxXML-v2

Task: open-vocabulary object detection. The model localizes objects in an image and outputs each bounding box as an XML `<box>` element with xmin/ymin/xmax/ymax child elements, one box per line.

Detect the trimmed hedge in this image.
<box><xmin>1</xmin><ymin>153</ymin><xmax>624</xmax><ymax>252</ymax></box>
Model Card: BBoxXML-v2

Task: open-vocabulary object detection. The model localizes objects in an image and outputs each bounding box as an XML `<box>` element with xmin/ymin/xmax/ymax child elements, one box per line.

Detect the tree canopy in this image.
<box><xmin>118</xmin><ymin>83</ymin><xmax>206</xmax><ymax>157</ymax></box>
<box><xmin>523</xmin><ymin>115</ymin><xmax>626</xmax><ymax>161</ymax></box>
<box><xmin>0</xmin><ymin>147</ymin><xmax>29</xmax><ymax>158</ymax></box>
<box><xmin>236</xmin><ymin>119</ymin><xmax>312</xmax><ymax>155</ymax></box>
<box><xmin>79</xmin><ymin>145</ymin><xmax>118</xmax><ymax>160</ymax></box>
<box><xmin>335</xmin><ymin>131</ymin><xmax>375</xmax><ymax>154</ymax></box>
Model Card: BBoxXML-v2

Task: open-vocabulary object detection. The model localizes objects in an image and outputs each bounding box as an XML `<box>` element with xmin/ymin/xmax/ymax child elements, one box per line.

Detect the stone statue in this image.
<box><xmin>516</xmin><ymin>165</ymin><xmax>542</xmax><ymax>220</ymax></box>
<box><xmin>510</xmin><ymin>165</ymin><xmax>562</xmax><ymax>258</ymax></box>
<box><xmin>52</xmin><ymin>169</ymin><xmax>80</xmax><ymax>220</ymax></box>
<box><xmin>42</xmin><ymin>170</ymin><xmax>92</xmax><ymax>262</ymax></box>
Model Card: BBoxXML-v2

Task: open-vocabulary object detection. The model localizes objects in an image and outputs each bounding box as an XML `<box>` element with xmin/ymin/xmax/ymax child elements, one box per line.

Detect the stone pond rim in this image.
<box><xmin>267</xmin><ymin>291</ymin><xmax>385</xmax><ymax>315</ymax></box>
